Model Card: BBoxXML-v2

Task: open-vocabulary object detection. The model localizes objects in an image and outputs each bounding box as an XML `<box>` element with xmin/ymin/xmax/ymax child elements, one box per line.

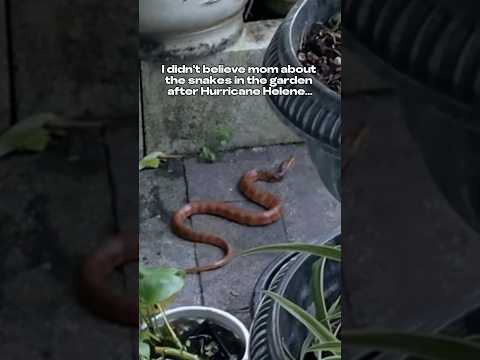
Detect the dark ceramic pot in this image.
<box><xmin>263</xmin><ymin>0</ymin><xmax>341</xmax><ymax>200</ymax></box>
<box><xmin>249</xmin><ymin>232</ymin><xmax>341</xmax><ymax>360</ymax></box>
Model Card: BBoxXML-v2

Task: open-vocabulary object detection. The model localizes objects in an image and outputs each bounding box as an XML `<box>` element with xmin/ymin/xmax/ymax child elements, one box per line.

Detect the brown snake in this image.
<box><xmin>171</xmin><ymin>156</ymin><xmax>295</xmax><ymax>273</ymax></box>
<box><xmin>79</xmin><ymin>157</ymin><xmax>294</xmax><ymax>326</ymax></box>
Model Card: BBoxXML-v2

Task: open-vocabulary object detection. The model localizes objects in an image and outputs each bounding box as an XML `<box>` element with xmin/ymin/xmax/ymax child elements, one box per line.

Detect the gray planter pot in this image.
<box><xmin>249</xmin><ymin>232</ymin><xmax>341</xmax><ymax>360</ymax></box>
<box><xmin>263</xmin><ymin>0</ymin><xmax>341</xmax><ymax>200</ymax></box>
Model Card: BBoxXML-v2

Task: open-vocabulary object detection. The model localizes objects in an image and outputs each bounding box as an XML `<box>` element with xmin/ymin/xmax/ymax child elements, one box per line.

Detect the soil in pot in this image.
<box><xmin>298</xmin><ymin>16</ymin><xmax>342</xmax><ymax>93</ymax></box>
<box><xmin>160</xmin><ymin>318</ymin><xmax>246</xmax><ymax>360</ymax></box>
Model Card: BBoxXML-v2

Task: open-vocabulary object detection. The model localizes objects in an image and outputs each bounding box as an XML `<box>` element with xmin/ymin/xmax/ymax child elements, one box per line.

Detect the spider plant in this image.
<box><xmin>244</xmin><ymin>243</ymin><xmax>342</xmax><ymax>359</ymax></box>
<box><xmin>245</xmin><ymin>243</ymin><xmax>480</xmax><ymax>359</ymax></box>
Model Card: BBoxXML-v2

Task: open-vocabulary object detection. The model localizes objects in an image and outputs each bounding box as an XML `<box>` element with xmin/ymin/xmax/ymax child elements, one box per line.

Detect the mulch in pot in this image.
<box><xmin>163</xmin><ymin>318</ymin><xmax>245</xmax><ymax>360</ymax></box>
<box><xmin>298</xmin><ymin>15</ymin><xmax>342</xmax><ymax>94</ymax></box>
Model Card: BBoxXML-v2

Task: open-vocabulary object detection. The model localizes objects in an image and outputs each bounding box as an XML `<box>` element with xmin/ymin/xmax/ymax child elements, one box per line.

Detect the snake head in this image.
<box><xmin>275</xmin><ymin>156</ymin><xmax>296</xmax><ymax>179</ymax></box>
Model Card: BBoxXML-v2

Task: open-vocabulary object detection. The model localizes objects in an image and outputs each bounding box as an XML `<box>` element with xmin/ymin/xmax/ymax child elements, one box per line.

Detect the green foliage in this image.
<box><xmin>139</xmin><ymin>266</ymin><xmax>186</xmax><ymax>310</ymax></box>
<box><xmin>215</xmin><ymin>126</ymin><xmax>233</xmax><ymax>148</ymax></box>
<box><xmin>0</xmin><ymin>112</ymin><xmax>101</xmax><ymax>159</ymax></box>
<box><xmin>265</xmin><ymin>291</ymin><xmax>338</xmax><ymax>345</ymax></box>
<box><xmin>246</xmin><ymin>242</ymin><xmax>480</xmax><ymax>359</ymax></box>
<box><xmin>139</xmin><ymin>341</ymin><xmax>150</xmax><ymax>360</ymax></box>
<box><xmin>245</xmin><ymin>242</ymin><xmax>341</xmax><ymax>359</ymax></box>
<box><xmin>199</xmin><ymin>146</ymin><xmax>217</xmax><ymax>163</ymax></box>
<box><xmin>139</xmin><ymin>151</ymin><xmax>181</xmax><ymax>170</ymax></box>
<box><xmin>139</xmin><ymin>265</ymin><xmax>201</xmax><ymax>360</ymax></box>
<box><xmin>243</xmin><ymin>243</ymin><xmax>341</xmax><ymax>262</ymax></box>
<box><xmin>198</xmin><ymin>126</ymin><xmax>233</xmax><ymax>163</ymax></box>
<box><xmin>139</xmin><ymin>152</ymin><xmax>167</xmax><ymax>170</ymax></box>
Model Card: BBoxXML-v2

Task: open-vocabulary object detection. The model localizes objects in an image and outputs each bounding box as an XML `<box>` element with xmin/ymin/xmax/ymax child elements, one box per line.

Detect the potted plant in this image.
<box><xmin>245</xmin><ymin>233</ymin><xmax>342</xmax><ymax>360</ymax></box>
<box><xmin>139</xmin><ymin>266</ymin><xmax>250</xmax><ymax>360</ymax></box>
<box><xmin>139</xmin><ymin>0</ymin><xmax>249</xmax><ymax>59</ymax></box>
<box><xmin>246</xmin><ymin>242</ymin><xmax>480</xmax><ymax>360</ymax></box>
<box><xmin>262</xmin><ymin>0</ymin><xmax>341</xmax><ymax>200</ymax></box>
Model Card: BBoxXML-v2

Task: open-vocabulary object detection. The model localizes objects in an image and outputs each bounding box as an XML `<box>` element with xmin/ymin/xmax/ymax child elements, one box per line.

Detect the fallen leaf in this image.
<box><xmin>0</xmin><ymin>112</ymin><xmax>103</xmax><ymax>159</ymax></box>
<box><xmin>139</xmin><ymin>151</ymin><xmax>180</xmax><ymax>170</ymax></box>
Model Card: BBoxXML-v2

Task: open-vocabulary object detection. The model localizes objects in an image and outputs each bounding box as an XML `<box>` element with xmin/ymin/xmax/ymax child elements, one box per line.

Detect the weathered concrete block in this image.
<box><xmin>142</xmin><ymin>20</ymin><xmax>302</xmax><ymax>155</ymax></box>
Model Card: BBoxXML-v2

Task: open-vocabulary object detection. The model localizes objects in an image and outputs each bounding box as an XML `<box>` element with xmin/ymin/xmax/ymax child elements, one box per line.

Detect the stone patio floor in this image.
<box><xmin>140</xmin><ymin>143</ymin><xmax>341</xmax><ymax>326</ymax></box>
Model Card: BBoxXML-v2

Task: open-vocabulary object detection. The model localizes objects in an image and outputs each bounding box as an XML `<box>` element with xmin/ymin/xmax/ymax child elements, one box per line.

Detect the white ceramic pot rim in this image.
<box><xmin>154</xmin><ymin>306</ymin><xmax>250</xmax><ymax>360</ymax></box>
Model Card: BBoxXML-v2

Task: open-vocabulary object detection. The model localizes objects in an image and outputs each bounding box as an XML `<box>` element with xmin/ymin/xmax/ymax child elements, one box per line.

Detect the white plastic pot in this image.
<box><xmin>150</xmin><ymin>306</ymin><xmax>250</xmax><ymax>360</ymax></box>
<box><xmin>140</xmin><ymin>0</ymin><xmax>248</xmax><ymax>58</ymax></box>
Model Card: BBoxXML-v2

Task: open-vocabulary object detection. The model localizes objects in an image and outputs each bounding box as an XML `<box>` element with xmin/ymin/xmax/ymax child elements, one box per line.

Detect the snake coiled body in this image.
<box><xmin>171</xmin><ymin>157</ymin><xmax>295</xmax><ymax>273</ymax></box>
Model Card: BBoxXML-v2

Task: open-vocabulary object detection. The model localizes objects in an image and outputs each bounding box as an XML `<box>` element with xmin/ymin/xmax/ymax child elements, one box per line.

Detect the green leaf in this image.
<box><xmin>243</xmin><ymin>243</ymin><xmax>341</xmax><ymax>262</ymax></box>
<box><xmin>139</xmin><ymin>341</ymin><xmax>150</xmax><ymax>360</ymax></box>
<box><xmin>326</xmin><ymin>311</ymin><xmax>341</xmax><ymax>321</ymax></box>
<box><xmin>139</xmin><ymin>267</ymin><xmax>186</xmax><ymax>308</ymax></box>
<box><xmin>9</xmin><ymin>128</ymin><xmax>51</xmax><ymax>152</ymax></box>
<box><xmin>300</xmin><ymin>333</ymin><xmax>315</xmax><ymax>360</ymax></box>
<box><xmin>312</xmin><ymin>258</ymin><xmax>330</xmax><ymax>331</ymax></box>
<box><xmin>307</xmin><ymin>341</ymin><xmax>341</xmax><ymax>354</ymax></box>
<box><xmin>321</xmin><ymin>356</ymin><xmax>341</xmax><ymax>360</ymax></box>
<box><xmin>265</xmin><ymin>291</ymin><xmax>337</xmax><ymax>344</ymax></box>
<box><xmin>140</xmin><ymin>329</ymin><xmax>160</xmax><ymax>343</ymax></box>
<box><xmin>333</xmin><ymin>322</ymin><xmax>342</xmax><ymax>338</ymax></box>
<box><xmin>139</xmin><ymin>151</ymin><xmax>173</xmax><ymax>170</ymax></box>
<box><xmin>343</xmin><ymin>330</ymin><xmax>480</xmax><ymax>360</ymax></box>
<box><xmin>0</xmin><ymin>121</ymin><xmax>52</xmax><ymax>158</ymax></box>
<box><xmin>0</xmin><ymin>112</ymin><xmax>102</xmax><ymax>159</ymax></box>
<box><xmin>328</xmin><ymin>296</ymin><xmax>342</xmax><ymax>317</ymax></box>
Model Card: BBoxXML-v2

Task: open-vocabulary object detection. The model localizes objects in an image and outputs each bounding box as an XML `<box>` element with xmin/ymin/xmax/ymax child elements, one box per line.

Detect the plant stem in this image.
<box><xmin>155</xmin><ymin>346</ymin><xmax>201</xmax><ymax>360</ymax></box>
<box><xmin>141</xmin><ymin>313</ymin><xmax>154</xmax><ymax>333</ymax></box>
<box><xmin>160</xmin><ymin>306</ymin><xmax>184</xmax><ymax>350</ymax></box>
